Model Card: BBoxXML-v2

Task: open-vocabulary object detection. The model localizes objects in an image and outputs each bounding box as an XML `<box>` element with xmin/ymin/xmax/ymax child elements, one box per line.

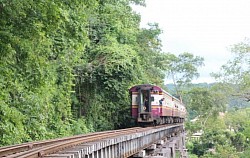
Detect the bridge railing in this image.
<box><xmin>45</xmin><ymin>124</ymin><xmax>185</xmax><ymax>158</ymax></box>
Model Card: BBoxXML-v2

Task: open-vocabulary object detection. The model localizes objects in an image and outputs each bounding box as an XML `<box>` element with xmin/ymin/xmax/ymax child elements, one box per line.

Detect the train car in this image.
<box><xmin>129</xmin><ymin>84</ymin><xmax>186</xmax><ymax>126</ymax></box>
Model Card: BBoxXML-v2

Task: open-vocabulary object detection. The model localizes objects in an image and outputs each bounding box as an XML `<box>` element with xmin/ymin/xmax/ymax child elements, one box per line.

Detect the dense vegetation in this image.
<box><xmin>0</xmin><ymin>0</ymin><xmax>204</xmax><ymax>146</ymax></box>
<box><xmin>182</xmin><ymin>40</ymin><xmax>250</xmax><ymax>158</ymax></box>
<box><xmin>1</xmin><ymin>1</ymin><xmax>249</xmax><ymax>157</ymax></box>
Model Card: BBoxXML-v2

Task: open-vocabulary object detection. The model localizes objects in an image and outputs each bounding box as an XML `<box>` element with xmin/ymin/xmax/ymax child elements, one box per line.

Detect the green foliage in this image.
<box><xmin>212</xmin><ymin>38</ymin><xmax>250</xmax><ymax>102</ymax></box>
<box><xmin>201</xmin><ymin>117</ymin><xmax>226</xmax><ymax>132</ymax></box>
<box><xmin>239</xmin><ymin>147</ymin><xmax>250</xmax><ymax>158</ymax></box>
<box><xmin>188</xmin><ymin>153</ymin><xmax>199</xmax><ymax>158</ymax></box>
<box><xmin>185</xmin><ymin>39</ymin><xmax>250</xmax><ymax>158</ymax></box>
<box><xmin>216</xmin><ymin>144</ymin><xmax>239</xmax><ymax>158</ymax></box>
<box><xmin>201</xmin><ymin>144</ymin><xmax>239</xmax><ymax>158</ymax></box>
<box><xmin>225</xmin><ymin>108</ymin><xmax>250</xmax><ymax>133</ymax></box>
<box><xmin>0</xmin><ymin>0</ymin><xmax>90</xmax><ymax>146</ymax></box>
<box><xmin>189</xmin><ymin>130</ymin><xmax>238</xmax><ymax>157</ymax></box>
<box><xmin>70</xmin><ymin>119</ymin><xmax>93</xmax><ymax>135</ymax></box>
<box><xmin>185</xmin><ymin>121</ymin><xmax>202</xmax><ymax>131</ymax></box>
<box><xmin>188</xmin><ymin>108</ymin><xmax>250</xmax><ymax>157</ymax></box>
<box><xmin>184</xmin><ymin>86</ymin><xmax>226</xmax><ymax>122</ymax></box>
<box><xmin>0</xmin><ymin>0</ymin><xmax>205</xmax><ymax>147</ymax></box>
<box><xmin>135</xmin><ymin>23</ymin><xmax>166</xmax><ymax>85</ymax></box>
<box><xmin>166</xmin><ymin>52</ymin><xmax>204</xmax><ymax>94</ymax></box>
<box><xmin>225</xmin><ymin>108</ymin><xmax>250</xmax><ymax>152</ymax></box>
<box><xmin>72</xmin><ymin>0</ymin><xmax>146</xmax><ymax>131</ymax></box>
<box><xmin>0</xmin><ymin>0</ymin><xmax>102</xmax><ymax>146</ymax></box>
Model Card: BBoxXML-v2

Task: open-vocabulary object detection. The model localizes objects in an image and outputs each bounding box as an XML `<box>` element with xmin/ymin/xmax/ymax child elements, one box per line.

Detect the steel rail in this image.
<box><xmin>1</xmin><ymin>124</ymin><xmax>183</xmax><ymax>158</ymax></box>
<box><xmin>18</xmin><ymin>124</ymin><xmax>180</xmax><ymax>158</ymax></box>
<box><xmin>0</xmin><ymin>127</ymin><xmax>142</xmax><ymax>157</ymax></box>
<box><xmin>8</xmin><ymin>127</ymin><xmax>148</xmax><ymax>158</ymax></box>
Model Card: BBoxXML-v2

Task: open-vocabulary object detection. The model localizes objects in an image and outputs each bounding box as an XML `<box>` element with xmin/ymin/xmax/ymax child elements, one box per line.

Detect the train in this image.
<box><xmin>129</xmin><ymin>84</ymin><xmax>186</xmax><ymax>126</ymax></box>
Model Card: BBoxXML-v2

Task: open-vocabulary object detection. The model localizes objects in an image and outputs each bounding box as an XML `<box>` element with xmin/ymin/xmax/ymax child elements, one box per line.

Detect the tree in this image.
<box><xmin>73</xmin><ymin>0</ymin><xmax>149</xmax><ymax>130</ymax></box>
<box><xmin>0</xmin><ymin>0</ymin><xmax>148</xmax><ymax>145</ymax></box>
<box><xmin>212</xmin><ymin>38</ymin><xmax>250</xmax><ymax>102</ymax></box>
<box><xmin>186</xmin><ymin>39</ymin><xmax>250</xmax><ymax>158</ymax></box>
<box><xmin>225</xmin><ymin>108</ymin><xmax>250</xmax><ymax>152</ymax></box>
<box><xmin>201</xmin><ymin>144</ymin><xmax>239</xmax><ymax>158</ymax></box>
<box><xmin>184</xmin><ymin>84</ymin><xmax>228</xmax><ymax>130</ymax></box>
<box><xmin>167</xmin><ymin>52</ymin><xmax>204</xmax><ymax>94</ymax></box>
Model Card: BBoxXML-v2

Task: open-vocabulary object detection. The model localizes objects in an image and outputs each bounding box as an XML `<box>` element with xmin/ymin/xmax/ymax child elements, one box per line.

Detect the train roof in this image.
<box><xmin>129</xmin><ymin>84</ymin><xmax>183</xmax><ymax>104</ymax></box>
<box><xmin>129</xmin><ymin>84</ymin><xmax>162</xmax><ymax>92</ymax></box>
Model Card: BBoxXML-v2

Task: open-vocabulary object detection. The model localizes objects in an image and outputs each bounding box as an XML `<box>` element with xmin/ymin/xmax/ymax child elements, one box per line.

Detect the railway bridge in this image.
<box><xmin>0</xmin><ymin>124</ymin><xmax>188</xmax><ymax>158</ymax></box>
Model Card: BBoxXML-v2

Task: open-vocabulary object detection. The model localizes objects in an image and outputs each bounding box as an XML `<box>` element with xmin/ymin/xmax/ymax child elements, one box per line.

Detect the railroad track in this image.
<box><xmin>0</xmin><ymin>124</ymin><xmax>181</xmax><ymax>158</ymax></box>
<box><xmin>0</xmin><ymin>127</ymin><xmax>148</xmax><ymax>158</ymax></box>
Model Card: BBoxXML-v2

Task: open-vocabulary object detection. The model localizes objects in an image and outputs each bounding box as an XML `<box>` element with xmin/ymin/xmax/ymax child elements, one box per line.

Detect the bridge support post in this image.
<box><xmin>141</xmin><ymin>132</ymin><xmax>188</xmax><ymax>158</ymax></box>
<box><xmin>147</xmin><ymin>144</ymin><xmax>156</xmax><ymax>150</ymax></box>
<box><xmin>133</xmin><ymin>150</ymin><xmax>146</xmax><ymax>157</ymax></box>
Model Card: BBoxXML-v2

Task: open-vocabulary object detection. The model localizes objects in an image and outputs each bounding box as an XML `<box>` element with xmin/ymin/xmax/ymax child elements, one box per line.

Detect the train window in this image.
<box><xmin>151</xmin><ymin>97</ymin><xmax>154</xmax><ymax>101</ymax></box>
<box><xmin>153</xmin><ymin>90</ymin><xmax>158</xmax><ymax>93</ymax></box>
<box><xmin>136</xmin><ymin>97</ymin><xmax>139</xmax><ymax>103</ymax></box>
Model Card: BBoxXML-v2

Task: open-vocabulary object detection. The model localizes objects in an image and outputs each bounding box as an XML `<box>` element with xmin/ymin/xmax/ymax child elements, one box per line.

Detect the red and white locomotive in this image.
<box><xmin>129</xmin><ymin>84</ymin><xmax>186</xmax><ymax>125</ymax></box>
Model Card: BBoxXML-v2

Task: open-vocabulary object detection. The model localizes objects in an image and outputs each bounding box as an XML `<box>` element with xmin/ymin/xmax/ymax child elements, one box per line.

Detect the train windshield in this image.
<box><xmin>139</xmin><ymin>90</ymin><xmax>151</xmax><ymax>112</ymax></box>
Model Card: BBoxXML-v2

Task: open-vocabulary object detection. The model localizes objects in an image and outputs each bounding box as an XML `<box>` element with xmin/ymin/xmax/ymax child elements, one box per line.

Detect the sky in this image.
<box><xmin>133</xmin><ymin>0</ymin><xmax>250</xmax><ymax>83</ymax></box>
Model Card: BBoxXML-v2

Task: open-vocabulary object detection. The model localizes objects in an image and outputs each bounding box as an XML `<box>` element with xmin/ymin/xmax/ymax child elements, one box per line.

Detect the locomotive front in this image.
<box><xmin>129</xmin><ymin>84</ymin><xmax>187</xmax><ymax>126</ymax></box>
<box><xmin>129</xmin><ymin>84</ymin><xmax>162</xmax><ymax>125</ymax></box>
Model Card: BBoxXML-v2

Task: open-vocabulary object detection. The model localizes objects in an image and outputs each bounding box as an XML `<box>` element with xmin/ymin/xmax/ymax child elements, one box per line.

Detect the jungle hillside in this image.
<box><xmin>0</xmin><ymin>0</ymin><xmax>249</xmax><ymax>157</ymax></box>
